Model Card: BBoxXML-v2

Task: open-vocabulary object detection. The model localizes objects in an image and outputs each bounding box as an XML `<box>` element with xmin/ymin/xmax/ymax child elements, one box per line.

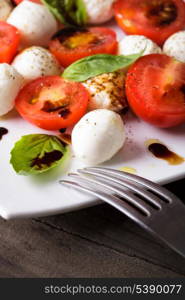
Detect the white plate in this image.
<box><xmin>0</xmin><ymin>23</ymin><xmax>185</xmax><ymax>220</ymax></box>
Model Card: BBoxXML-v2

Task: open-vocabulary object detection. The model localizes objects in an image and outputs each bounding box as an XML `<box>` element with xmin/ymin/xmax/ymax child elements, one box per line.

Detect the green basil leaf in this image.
<box><xmin>41</xmin><ymin>0</ymin><xmax>67</xmax><ymax>25</ymax></box>
<box><xmin>41</xmin><ymin>0</ymin><xmax>88</xmax><ymax>26</ymax></box>
<box><xmin>65</xmin><ymin>0</ymin><xmax>88</xmax><ymax>26</ymax></box>
<box><xmin>62</xmin><ymin>52</ymin><xmax>142</xmax><ymax>82</ymax></box>
<box><xmin>10</xmin><ymin>134</ymin><xmax>70</xmax><ymax>175</ymax></box>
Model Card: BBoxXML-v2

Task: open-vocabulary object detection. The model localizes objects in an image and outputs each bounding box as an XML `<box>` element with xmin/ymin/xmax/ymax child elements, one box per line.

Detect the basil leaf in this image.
<box><xmin>41</xmin><ymin>0</ymin><xmax>67</xmax><ymax>25</ymax></box>
<box><xmin>10</xmin><ymin>134</ymin><xmax>70</xmax><ymax>175</ymax></box>
<box><xmin>62</xmin><ymin>53</ymin><xmax>142</xmax><ymax>82</ymax></box>
<box><xmin>65</xmin><ymin>0</ymin><xmax>87</xmax><ymax>26</ymax></box>
<box><xmin>41</xmin><ymin>0</ymin><xmax>88</xmax><ymax>26</ymax></box>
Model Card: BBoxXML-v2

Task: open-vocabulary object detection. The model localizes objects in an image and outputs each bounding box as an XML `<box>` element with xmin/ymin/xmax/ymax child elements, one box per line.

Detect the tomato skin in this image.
<box><xmin>126</xmin><ymin>54</ymin><xmax>185</xmax><ymax>128</ymax></box>
<box><xmin>15</xmin><ymin>76</ymin><xmax>89</xmax><ymax>130</ymax></box>
<box><xmin>49</xmin><ymin>27</ymin><xmax>118</xmax><ymax>67</ymax></box>
<box><xmin>114</xmin><ymin>0</ymin><xmax>185</xmax><ymax>45</ymax></box>
<box><xmin>13</xmin><ymin>0</ymin><xmax>41</xmax><ymax>4</ymax></box>
<box><xmin>0</xmin><ymin>21</ymin><xmax>20</xmax><ymax>63</ymax></box>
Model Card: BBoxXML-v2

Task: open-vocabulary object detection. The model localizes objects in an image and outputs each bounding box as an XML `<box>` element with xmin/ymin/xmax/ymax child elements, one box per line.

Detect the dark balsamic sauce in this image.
<box><xmin>148</xmin><ymin>142</ymin><xmax>184</xmax><ymax>165</ymax></box>
<box><xmin>0</xmin><ymin>127</ymin><xmax>8</xmax><ymax>140</ymax></box>
<box><xmin>59</xmin><ymin>128</ymin><xmax>67</xmax><ymax>134</ymax></box>
<box><xmin>31</xmin><ymin>150</ymin><xmax>63</xmax><ymax>169</ymax></box>
<box><xmin>59</xmin><ymin>109</ymin><xmax>71</xmax><ymax>119</ymax></box>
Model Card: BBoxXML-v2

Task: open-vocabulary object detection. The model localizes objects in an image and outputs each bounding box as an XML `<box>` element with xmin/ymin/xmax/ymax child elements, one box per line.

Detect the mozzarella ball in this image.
<box><xmin>12</xmin><ymin>47</ymin><xmax>62</xmax><ymax>83</ymax></box>
<box><xmin>118</xmin><ymin>35</ymin><xmax>162</xmax><ymax>56</ymax></box>
<box><xmin>72</xmin><ymin>109</ymin><xmax>125</xmax><ymax>165</ymax></box>
<box><xmin>83</xmin><ymin>71</ymin><xmax>127</xmax><ymax>112</ymax></box>
<box><xmin>7</xmin><ymin>1</ymin><xmax>57</xmax><ymax>47</ymax></box>
<box><xmin>0</xmin><ymin>0</ymin><xmax>13</xmax><ymax>21</ymax></box>
<box><xmin>83</xmin><ymin>0</ymin><xmax>115</xmax><ymax>24</ymax></box>
<box><xmin>0</xmin><ymin>64</ymin><xmax>23</xmax><ymax>116</ymax></box>
<box><xmin>163</xmin><ymin>31</ymin><xmax>185</xmax><ymax>62</ymax></box>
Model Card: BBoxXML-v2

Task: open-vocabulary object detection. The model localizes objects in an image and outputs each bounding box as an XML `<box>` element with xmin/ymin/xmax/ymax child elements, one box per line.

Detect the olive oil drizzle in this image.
<box><xmin>119</xmin><ymin>167</ymin><xmax>137</xmax><ymax>174</ymax></box>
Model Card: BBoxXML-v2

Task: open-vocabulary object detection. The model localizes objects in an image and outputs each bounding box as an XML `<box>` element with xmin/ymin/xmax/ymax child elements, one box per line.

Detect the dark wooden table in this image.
<box><xmin>0</xmin><ymin>178</ymin><xmax>185</xmax><ymax>278</ymax></box>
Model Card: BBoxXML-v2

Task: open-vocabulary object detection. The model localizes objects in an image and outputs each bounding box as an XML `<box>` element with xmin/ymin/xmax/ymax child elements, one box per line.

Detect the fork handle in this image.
<box><xmin>146</xmin><ymin>203</ymin><xmax>185</xmax><ymax>258</ymax></box>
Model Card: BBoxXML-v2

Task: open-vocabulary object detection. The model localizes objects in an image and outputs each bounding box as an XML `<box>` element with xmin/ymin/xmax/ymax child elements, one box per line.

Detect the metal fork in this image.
<box><xmin>60</xmin><ymin>167</ymin><xmax>185</xmax><ymax>258</ymax></box>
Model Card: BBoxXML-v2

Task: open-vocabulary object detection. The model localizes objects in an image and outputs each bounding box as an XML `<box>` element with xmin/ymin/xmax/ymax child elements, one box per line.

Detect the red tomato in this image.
<box><xmin>13</xmin><ymin>0</ymin><xmax>41</xmax><ymax>4</ymax></box>
<box><xmin>49</xmin><ymin>27</ymin><xmax>118</xmax><ymax>67</ymax></box>
<box><xmin>15</xmin><ymin>76</ymin><xmax>89</xmax><ymax>130</ymax></box>
<box><xmin>0</xmin><ymin>21</ymin><xmax>20</xmax><ymax>63</ymax></box>
<box><xmin>126</xmin><ymin>54</ymin><xmax>185</xmax><ymax>128</ymax></box>
<box><xmin>114</xmin><ymin>0</ymin><xmax>185</xmax><ymax>45</ymax></box>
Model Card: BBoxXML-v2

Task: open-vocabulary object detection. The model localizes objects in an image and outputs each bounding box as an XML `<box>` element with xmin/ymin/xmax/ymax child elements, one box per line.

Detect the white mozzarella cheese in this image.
<box><xmin>72</xmin><ymin>109</ymin><xmax>126</xmax><ymax>165</ymax></box>
<box><xmin>118</xmin><ymin>35</ymin><xmax>162</xmax><ymax>56</ymax></box>
<box><xmin>83</xmin><ymin>71</ymin><xmax>127</xmax><ymax>112</ymax></box>
<box><xmin>7</xmin><ymin>1</ymin><xmax>57</xmax><ymax>47</ymax></box>
<box><xmin>0</xmin><ymin>0</ymin><xmax>13</xmax><ymax>21</ymax></box>
<box><xmin>83</xmin><ymin>0</ymin><xmax>115</xmax><ymax>24</ymax></box>
<box><xmin>0</xmin><ymin>64</ymin><xmax>23</xmax><ymax>116</ymax></box>
<box><xmin>163</xmin><ymin>31</ymin><xmax>185</xmax><ymax>62</ymax></box>
<box><xmin>12</xmin><ymin>46</ymin><xmax>62</xmax><ymax>83</ymax></box>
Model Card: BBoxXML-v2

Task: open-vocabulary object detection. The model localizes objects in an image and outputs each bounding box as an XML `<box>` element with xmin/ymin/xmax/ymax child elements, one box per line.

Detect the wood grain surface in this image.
<box><xmin>0</xmin><ymin>179</ymin><xmax>185</xmax><ymax>278</ymax></box>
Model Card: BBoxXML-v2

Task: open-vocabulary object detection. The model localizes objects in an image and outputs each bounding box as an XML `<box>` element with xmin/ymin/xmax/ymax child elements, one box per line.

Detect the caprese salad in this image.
<box><xmin>0</xmin><ymin>0</ymin><xmax>184</xmax><ymax>176</ymax></box>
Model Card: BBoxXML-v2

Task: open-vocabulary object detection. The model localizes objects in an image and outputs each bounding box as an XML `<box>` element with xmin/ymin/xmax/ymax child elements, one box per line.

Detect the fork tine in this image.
<box><xmin>60</xmin><ymin>180</ymin><xmax>148</xmax><ymax>223</ymax></box>
<box><xmin>78</xmin><ymin>169</ymin><xmax>163</xmax><ymax>209</ymax></box>
<box><xmin>68</xmin><ymin>173</ymin><xmax>152</xmax><ymax>216</ymax></box>
<box><xmin>60</xmin><ymin>176</ymin><xmax>185</xmax><ymax>258</ymax></box>
<box><xmin>82</xmin><ymin>167</ymin><xmax>179</xmax><ymax>204</ymax></box>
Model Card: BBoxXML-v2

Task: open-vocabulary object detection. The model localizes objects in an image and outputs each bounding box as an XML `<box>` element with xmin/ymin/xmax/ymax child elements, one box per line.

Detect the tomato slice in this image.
<box><xmin>126</xmin><ymin>54</ymin><xmax>185</xmax><ymax>128</ymax></box>
<box><xmin>0</xmin><ymin>21</ymin><xmax>20</xmax><ymax>63</ymax></box>
<box><xmin>15</xmin><ymin>76</ymin><xmax>89</xmax><ymax>130</ymax></box>
<box><xmin>49</xmin><ymin>27</ymin><xmax>118</xmax><ymax>67</ymax></box>
<box><xmin>114</xmin><ymin>0</ymin><xmax>185</xmax><ymax>45</ymax></box>
<box><xmin>13</xmin><ymin>0</ymin><xmax>41</xmax><ymax>4</ymax></box>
